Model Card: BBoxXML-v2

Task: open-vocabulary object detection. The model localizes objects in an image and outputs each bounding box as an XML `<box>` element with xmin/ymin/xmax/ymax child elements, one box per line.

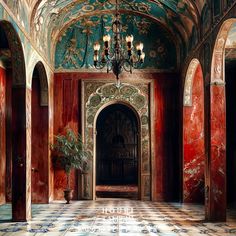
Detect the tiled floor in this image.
<box><xmin>0</xmin><ymin>199</ymin><xmax>236</xmax><ymax>235</ymax></box>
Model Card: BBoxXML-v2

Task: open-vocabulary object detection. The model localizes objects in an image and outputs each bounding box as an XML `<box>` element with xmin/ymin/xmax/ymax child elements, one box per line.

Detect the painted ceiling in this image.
<box><xmin>2</xmin><ymin>0</ymin><xmax>214</xmax><ymax>66</ymax></box>
<box><xmin>55</xmin><ymin>14</ymin><xmax>177</xmax><ymax>70</ymax></box>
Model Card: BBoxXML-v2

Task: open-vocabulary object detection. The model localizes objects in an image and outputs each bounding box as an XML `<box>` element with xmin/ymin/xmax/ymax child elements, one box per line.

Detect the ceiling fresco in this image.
<box><xmin>2</xmin><ymin>0</ymin><xmax>218</xmax><ymax>67</ymax></box>
<box><xmin>55</xmin><ymin>14</ymin><xmax>177</xmax><ymax>70</ymax></box>
<box><xmin>3</xmin><ymin>0</ymin><xmax>30</xmax><ymax>30</ymax></box>
<box><xmin>29</xmin><ymin>0</ymin><xmax>206</xmax><ymax>63</ymax></box>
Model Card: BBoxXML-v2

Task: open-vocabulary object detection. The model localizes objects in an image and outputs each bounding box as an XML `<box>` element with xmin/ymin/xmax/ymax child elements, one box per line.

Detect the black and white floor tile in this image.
<box><xmin>0</xmin><ymin>199</ymin><xmax>236</xmax><ymax>235</ymax></box>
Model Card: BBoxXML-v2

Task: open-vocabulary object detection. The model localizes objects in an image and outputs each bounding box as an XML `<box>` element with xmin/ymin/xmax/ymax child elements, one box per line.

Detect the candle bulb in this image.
<box><xmin>93</xmin><ymin>42</ymin><xmax>100</xmax><ymax>51</ymax></box>
<box><xmin>140</xmin><ymin>52</ymin><xmax>145</xmax><ymax>63</ymax></box>
<box><xmin>103</xmin><ymin>34</ymin><xmax>111</xmax><ymax>49</ymax></box>
<box><xmin>136</xmin><ymin>42</ymin><xmax>144</xmax><ymax>55</ymax></box>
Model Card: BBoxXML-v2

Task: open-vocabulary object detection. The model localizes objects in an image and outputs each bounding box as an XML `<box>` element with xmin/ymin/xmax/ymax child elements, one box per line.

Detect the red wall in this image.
<box><xmin>183</xmin><ymin>65</ymin><xmax>205</xmax><ymax>203</ymax></box>
<box><xmin>153</xmin><ymin>74</ymin><xmax>180</xmax><ymax>201</ymax></box>
<box><xmin>31</xmin><ymin>75</ymin><xmax>49</xmax><ymax>203</ymax></box>
<box><xmin>53</xmin><ymin>72</ymin><xmax>180</xmax><ymax>201</ymax></box>
<box><xmin>0</xmin><ymin>67</ymin><xmax>6</xmax><ymax>205</ymax></box>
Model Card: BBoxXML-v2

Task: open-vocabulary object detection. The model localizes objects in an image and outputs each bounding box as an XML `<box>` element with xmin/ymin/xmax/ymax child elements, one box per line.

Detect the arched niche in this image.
<box><xmin>183</xmin><ymin>59</ymin><xmax>200</xmax><ymax>106</ymax></box>
<box><xmin>81</xmin><ymin>81</ymin><xmax>151</xmax><ymax>201</ymax></box>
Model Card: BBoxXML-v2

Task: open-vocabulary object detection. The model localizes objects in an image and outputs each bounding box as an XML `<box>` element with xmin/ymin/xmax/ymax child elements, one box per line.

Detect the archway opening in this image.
<box><xmin>183</xmin><ymin>59</ymin><xmax>205</xmax><ymax>204</ymax></box>
<box><xmin>31</xmin><ymin>62</ymin><xmax>49</xmax><ymax>203</ymax></box>
<box><xmin>95</xmin><ymin>103</ymin><xmax>139</xmax><ymax>199</ymax></box>
<box><xmin>0</xmin><ymin>20</ymin><xmax>28</xmax><ymax>221</ymax></box>
<box><xmin>225</xmin><ymin>22</ymin><xmax>236</xmax><ymax>209</ymax></box>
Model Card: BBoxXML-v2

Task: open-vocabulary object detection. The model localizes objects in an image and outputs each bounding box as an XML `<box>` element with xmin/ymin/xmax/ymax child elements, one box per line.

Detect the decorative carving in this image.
<box><xmin>183</xmin><ymin>59</ymin><xmax>200</xmax><ymax>106</ymax></box>
<box><xmin>82</xmin><ymin>80</ymin><xmax>151</xmax><ymax>200</ymax></box>
<box><xmin>211</xmin><ymin>19</ymin><xmax>235</xmax><ymax>83</ymax></box>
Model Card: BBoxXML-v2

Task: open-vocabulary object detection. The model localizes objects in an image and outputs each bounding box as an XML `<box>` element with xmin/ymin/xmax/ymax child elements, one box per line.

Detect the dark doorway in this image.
<box><xmin>96</xmin><ymin>104</ymin><xmax>139</xmax><ymax>198</ymax></box>
<box><xmin>226</xmin><ymin>60</ymin><xmax>236</xmax><ymax>209</ymax></box>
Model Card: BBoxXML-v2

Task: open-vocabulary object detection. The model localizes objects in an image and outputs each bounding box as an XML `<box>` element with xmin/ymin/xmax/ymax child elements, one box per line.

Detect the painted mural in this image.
<box><xmin>30</xmin><ymin>0</ymin><xmax>203</xmax><ymax>61</ymax></box>
<box><xmin>55</xmin><ymin>14</ymin><xmax>177</xmax><ymax>70</ymax></box>
<box><xmin>1</xmin><ymin>0</ymin><xmax>235</xmax><ymax>66</ymax></box>
<box><xmin>3</xmin><ymin>0</ymin><xmax>30</xmax><ymax>31</ymax></box>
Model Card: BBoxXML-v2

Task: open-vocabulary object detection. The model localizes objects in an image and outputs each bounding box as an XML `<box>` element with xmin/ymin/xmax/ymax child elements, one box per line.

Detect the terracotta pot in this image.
<box><xmin>64</xmin><ymin>189</ymin><xmax>73</xmax><ymax>204</ymax></box>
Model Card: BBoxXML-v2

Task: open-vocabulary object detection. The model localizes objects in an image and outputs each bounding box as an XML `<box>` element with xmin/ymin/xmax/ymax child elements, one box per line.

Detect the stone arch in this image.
<box><xmin>183</xmin><ymin>58</ymin><xmax>201</xmax><ymax>106</ymax></box>
<box><xmin>82</xmin><ymin>81</ymin><xmax>151</xmax><ymax>201</ymax></box>
<box><xmin>211</xmin><ymin>18</ymin><xmax>236</xmax><ymax>83</ymax></box>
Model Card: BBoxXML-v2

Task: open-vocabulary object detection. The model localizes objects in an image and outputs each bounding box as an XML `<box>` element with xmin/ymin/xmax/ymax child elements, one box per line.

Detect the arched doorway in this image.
<box><xmin>183</xmin><ymin>59</ymin><xmax>205</xmax><ymax>204</ymax></box>
<box><xmin>95</xmin><ymin>103</ymin><xmax>139</xmax><ymax>199</ymax></box>
<box><xmin>0</xmin><ymin>21</ymin><xmax>28</xmax><ymax>221</ymax></box>
<box><xmin>31</xmin><ymin>62</ymin><xmax>49</xmax><ymax>203</ymax></box>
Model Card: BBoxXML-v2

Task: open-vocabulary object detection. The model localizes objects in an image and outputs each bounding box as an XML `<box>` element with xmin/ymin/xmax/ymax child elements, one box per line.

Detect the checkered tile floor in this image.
<box><xmin>0</xmin><ymin>199</ymin><xmax>236</xmax><ymax>235</ymax></box>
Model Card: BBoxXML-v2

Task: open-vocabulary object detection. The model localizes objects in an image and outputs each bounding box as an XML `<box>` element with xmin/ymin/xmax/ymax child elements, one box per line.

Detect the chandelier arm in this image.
<box><xmin>122</xmin><ymin>59</ymin><xmax>133</xmax><ymax>73</ymax></box>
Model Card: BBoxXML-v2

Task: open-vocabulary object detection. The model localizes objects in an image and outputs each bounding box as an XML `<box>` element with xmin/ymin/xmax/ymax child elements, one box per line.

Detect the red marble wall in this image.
<box><xmin>153</xmin><ymin>74</ymin><xmax>180</xmax><ymax>201</ymax></box>
<box><xmin>53</xmin><ymin>72</ymin><xmax>180</xmax><ymax>201</ymax></box>
<box><xmin>209</xmin><ymin>84</ymin><xmax>226</xmax><ymax>221</ymax></box>
<box><xmin>183</xmin><ymin>65</ymin><xmax>205</xmax><ymax>203</ymax></box>
<box><xmin>0</xmin><ymin>66</ymin><xmax>6</xmax><ymax>205</ymax></box>
<box><xmin>53</xmin><ymin>73</ymin><xmax>80</xmax><ymax>200</ymax></box>
<box><xmin>31</xmin><ymin>75</ymin><xmax>49</xmax><ymax>203</ymax></box>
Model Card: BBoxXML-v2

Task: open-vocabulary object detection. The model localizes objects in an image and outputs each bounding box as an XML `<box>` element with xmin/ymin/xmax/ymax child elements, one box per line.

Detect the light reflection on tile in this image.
<box><xmin>0</xmin><ymin>200</ymin><xmax>236</xmax><ymax>235</ymax></box>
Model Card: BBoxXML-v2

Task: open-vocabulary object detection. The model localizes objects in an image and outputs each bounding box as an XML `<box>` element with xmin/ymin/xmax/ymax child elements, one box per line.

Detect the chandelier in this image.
<box><xmin>93</xmin><ymin>0</ymin><xmax>145</xmax><ymax>86</ymax></box>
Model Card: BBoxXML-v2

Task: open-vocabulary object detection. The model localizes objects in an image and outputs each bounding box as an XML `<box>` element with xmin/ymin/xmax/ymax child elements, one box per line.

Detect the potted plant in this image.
<box><xmin>51</xmin><ymin>128</ymin><xmax>89</xmax><ymax>204</ymax></box>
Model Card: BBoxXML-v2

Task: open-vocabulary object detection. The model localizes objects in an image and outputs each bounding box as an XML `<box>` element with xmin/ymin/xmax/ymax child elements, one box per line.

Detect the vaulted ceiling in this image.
<box><xmin>3</xmin><ymin>0</ymin><xmax>210</xmax><ymax>66</ymax></box>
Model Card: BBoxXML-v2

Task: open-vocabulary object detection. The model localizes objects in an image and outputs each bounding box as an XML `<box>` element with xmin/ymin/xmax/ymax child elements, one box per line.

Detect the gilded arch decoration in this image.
<box><xmin>183</xmin><ymin>58</ymin><xmax>200</xmax><ymax>106</ymax></box>
<box><xmin>211</xmin><ymin>19</ymin><xmax>236</xmax><ymax>83</ymax></box>
<box><xmin>82</xmin><ymin>80</ymin><xmax>152</xmax><ymax>200</ymax></box>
